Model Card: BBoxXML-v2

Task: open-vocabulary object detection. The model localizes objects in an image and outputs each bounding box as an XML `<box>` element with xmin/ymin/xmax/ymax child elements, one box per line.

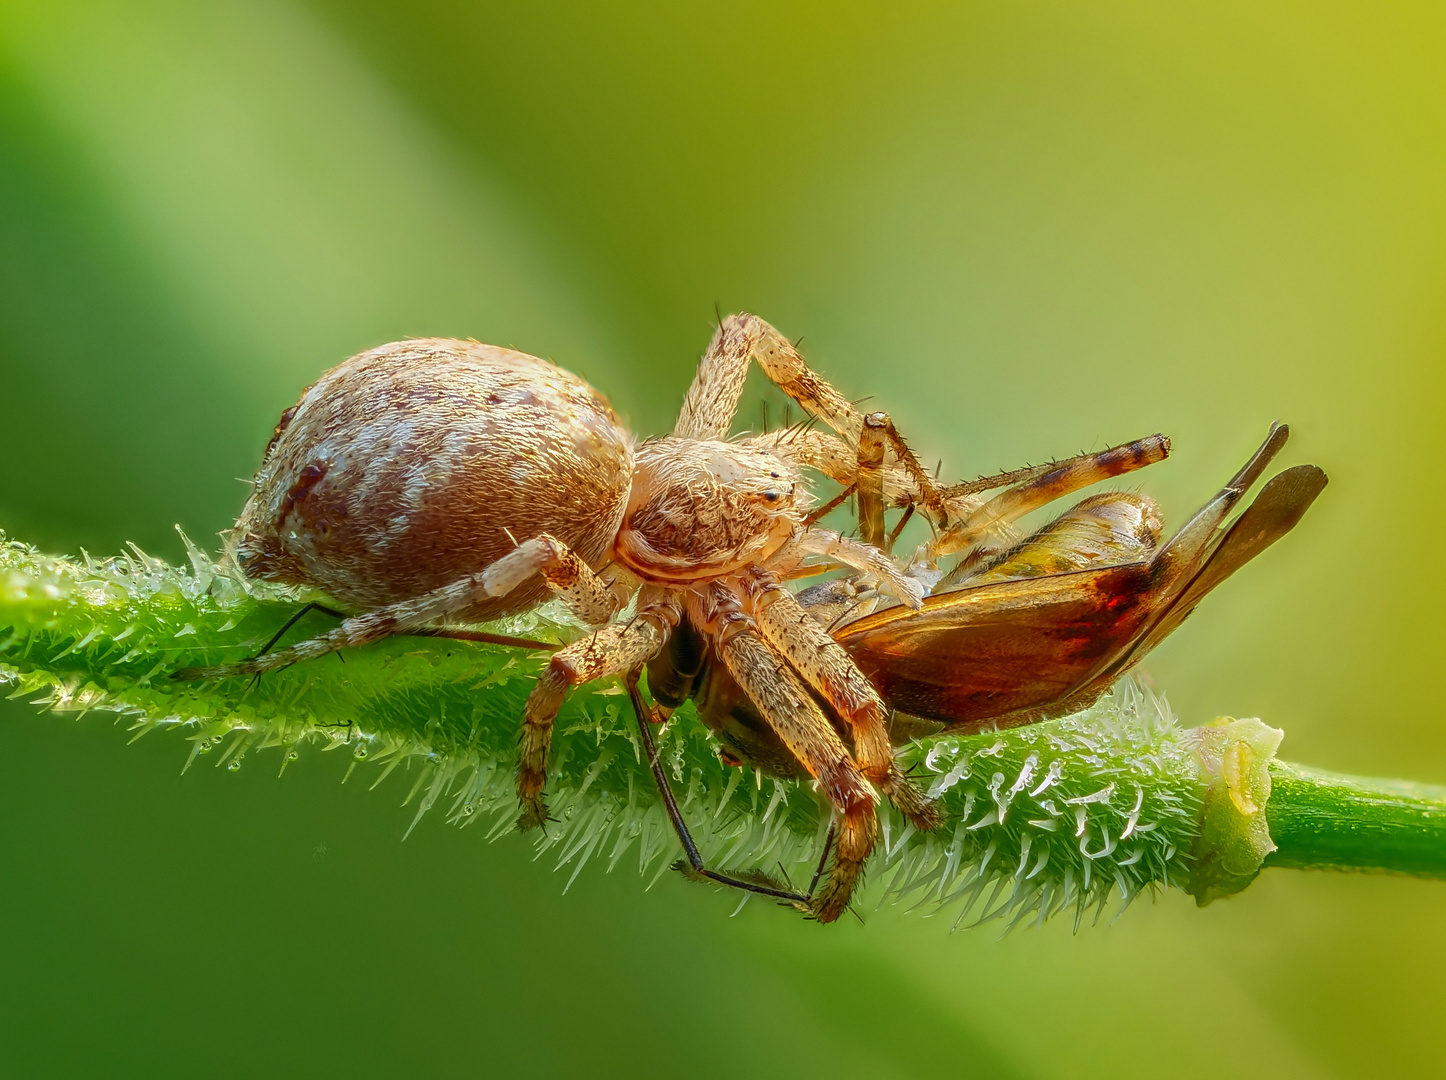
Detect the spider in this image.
<box><xmin>176</xmin><ymin>314</ymin><xmax>1167</xmax><ymax>921</ymax></box>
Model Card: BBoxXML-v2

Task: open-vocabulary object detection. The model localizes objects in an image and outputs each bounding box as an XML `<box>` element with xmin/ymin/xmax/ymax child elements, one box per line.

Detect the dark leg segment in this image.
<box><xmin>623</xmin><ymin>670</ymin><xmax>814</xmax><ymax>906</ymax></box>
<box><xmin>256</xmin><ymin>602</ymin><xmax>346</xmax><ymax>658</ymax></box>
<box><xmin>406</xmin><ymin>628</ymin><xmax>557</xmax><ymax>651</ymax></box>
<box><xmin>933</xmin><ymin>433</ymin><xmax>1171</xmax><ymax>557</ymax></box>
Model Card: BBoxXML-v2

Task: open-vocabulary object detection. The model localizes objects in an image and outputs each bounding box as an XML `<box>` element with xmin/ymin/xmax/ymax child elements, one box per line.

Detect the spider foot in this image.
<box><xmin>515</xmin><ymin>796</ymin><xmax>551</xmax><ymax>832</ymax></box>
<box><xmin>884</xmin><ymin>771</ymin><xmax>943</xmax><ymax>832</ymax></box>
<box><xmin>806</xmin><ymin>873</ymin><xmax>859</xmax><ymax>924</ymax></box>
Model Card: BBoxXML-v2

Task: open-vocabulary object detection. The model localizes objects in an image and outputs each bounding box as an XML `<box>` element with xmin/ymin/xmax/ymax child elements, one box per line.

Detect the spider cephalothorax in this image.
<box><xmin>615</xmin><ymin>438</ymin><xmax>803</xmax><ymax>583</ymax></box>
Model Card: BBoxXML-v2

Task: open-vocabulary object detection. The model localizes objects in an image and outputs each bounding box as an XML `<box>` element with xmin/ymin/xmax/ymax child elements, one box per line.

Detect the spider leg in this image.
<box><xmin>515</xmin><ymin>597</ymin><xmax>679</xmax><ymax>829</ymax></box>
<box><xmin>173</xmin><ymin>533</ymin><xmax>621</xmax><ymax>681</ymax></box>
<box><xmin>674</xmin><ymin>313</ymin><xmax>864</xmax><ymax>442</ymax></box>
<box><xmin>757</xmin><ymin>411</ymin><xmax>946</xmax><ymax>554</ymax></box>
<box><xmin>718</xmin><ymin>623</ymin><xmax>877</xmax><ymax>923</ymax></box>
<box><xmin>741</xmin><ymin>428</ymin><xmax>867</xmax><ymax>486</ymax></box>
<box><xmin>680</xmin><ymin>311</ymin><xmax>954</xmax><ymax>529</ymax></box>
<box><xmin>405</xmin><ymin>628</ymin><xmax>558</xmax><ymax>651</ymax></box>
<box><xmin>857</xmin><ymin>411</ymin><xmax>951</xmax><ymax>549</ymax></box>
<box><xmin>749</xmin><ymin>574</ymin><xmax>940</xmax><ymax>832</ymax></box>
<box><xmin>790</xmin><ymin>529</ymin><xmax>924</xmax><ymax>609</ymax></box>
<box><xmin>684</xmin><ymin>315</ymin><xmax>1173</xmax><ymax>566</ymax></box>
<box><xmin>800</xmin><ymin>482</ymin><xmax>856</xmax><ymax>528</ymax></box>
<box><xmin>623</xmin><ymin>670</ymin><xmax>811</xmax><ymax>905</ymax></box>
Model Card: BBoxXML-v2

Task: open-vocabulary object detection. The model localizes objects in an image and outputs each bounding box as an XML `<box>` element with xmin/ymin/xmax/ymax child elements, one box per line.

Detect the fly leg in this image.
<box><xmin>745</xmin><ymin>420</ymin><xmax>943</xmax><ymax>550</ymax></box>
<box><xmin>235</xmin><ymin>600</ymin><xmax>351</xmax><ymax>693</ymax></box>
<box><xmin>247</xmin><ymin>603</ymin><xmax>554</xmax><ymax>678</ymax></box>
<box><xmin>932</xmin><ymin>434</ymin><xmax>1172</xmax><ymax>569</ymax></box>
<box><xmin>254</xmin><ymin>601</ymin><xmax>346</xmax><ymax>658</ymax></box>
<box><xmin>623</xmin><ymin>670</ymin><xmax>815</xmax><ymax>905</ymax></box>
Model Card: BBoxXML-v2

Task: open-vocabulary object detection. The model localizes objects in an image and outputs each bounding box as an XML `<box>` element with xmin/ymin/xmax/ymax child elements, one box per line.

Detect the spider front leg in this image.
<box><xmin>515</xmin><ymin>595</ymin><xmax>680</xmax><ymax>829</ymax></box>
<box><xmin>174</xmin><ymin>533</ymin><xmax>621</xmax><ymax>681</ymax></box>
<box><xmin>717</xmin><ymin>624</ymin><xmax>877</xmax><ymax>923</ymax></box>
<box><xmin>680</xmin><ymin>311</ymin><xmax>949</xmax><ymax>548</ymax></box>
<box><xmin>746</xmin><ymin>571</ymin><xmax>940</xmax><ymax>831</ymax></box>
<box><xmin>856</xmin><ymin>411</ymin><xmax>951</xmax><ymax>549</ymax></box>
<box><xmin>791</xmin><ymin>528</ymin><xmax>926</xmax><ymax>610</ymax></box>
<box><xmin>674</xmin><ymin>313</ymin><xmax>867</xmax><ymax>442</ymax></box>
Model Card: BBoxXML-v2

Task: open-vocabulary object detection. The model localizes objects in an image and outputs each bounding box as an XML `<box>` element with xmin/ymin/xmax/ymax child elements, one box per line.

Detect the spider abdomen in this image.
<box><xmin>234</xmin><ymin>338</ymin><xmax>634</xmax><ymax>618</ymax></box>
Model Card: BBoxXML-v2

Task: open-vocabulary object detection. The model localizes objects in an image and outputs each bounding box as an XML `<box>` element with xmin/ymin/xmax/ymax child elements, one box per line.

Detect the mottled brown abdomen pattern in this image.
<box><xmin>234</xmin><ymin>338</ymin><xmax>634</xmax><ymax>620</ymax></box>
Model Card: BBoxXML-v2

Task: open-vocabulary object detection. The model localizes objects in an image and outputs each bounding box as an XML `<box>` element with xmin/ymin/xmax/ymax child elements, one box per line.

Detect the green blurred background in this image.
<box><xmin>2</xmin><ymin>1</ymin><xmax>1443</xmax><ymax>1076</ymax></box>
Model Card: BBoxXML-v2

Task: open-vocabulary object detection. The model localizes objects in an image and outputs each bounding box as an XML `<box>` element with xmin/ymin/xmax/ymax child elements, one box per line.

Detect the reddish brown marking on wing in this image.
<box><xmin>837</xmin><ymin>564</ymin><xmax>1157</xmax><ymax>732</ymax></box>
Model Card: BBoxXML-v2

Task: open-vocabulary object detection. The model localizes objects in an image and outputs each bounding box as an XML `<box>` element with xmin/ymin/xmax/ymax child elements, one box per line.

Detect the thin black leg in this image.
<box><xmin>259</xmin><ymin>603</ymin><xmax>557</xmax><ymax>660</ymax></box>
<box><xmin>624</xmin><ymin>669</ymin><xmax>829</xmax><ymax>908</ymax></box>
<box><xmin>256</xmin><ymin>602</ymin><xmax>347</xmax><ymax>658</ymax></box>
<box><xmin>806</xmin><ymin>821</ymin><xmax>837</xmax><ymax>897</ymax></box>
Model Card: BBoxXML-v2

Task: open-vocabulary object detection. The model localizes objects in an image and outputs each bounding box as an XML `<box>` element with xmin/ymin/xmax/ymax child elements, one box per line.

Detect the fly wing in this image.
<box><xmin>1142</xmin><ymin>422</ymin><xmax>1291</xmax><ymax>593</ymax></box>
<box><xmin>836</xmin><ymin>562</ymin><xmax>1157</xmax><ymax>731</ymax></box>
<box><xmin>833</xmin><ymin>434</ymin><xmax>1325</xmax><ymax>738</ymax></box>
<box><xmin>1094</xmin><ymin>463</ymin><xmax>1328</xmax><ymax>681</ymax></box>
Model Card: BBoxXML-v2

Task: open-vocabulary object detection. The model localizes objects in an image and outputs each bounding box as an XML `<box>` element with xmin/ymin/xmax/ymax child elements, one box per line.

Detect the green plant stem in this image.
<box><xmin>3</xmin><ymin>528</ymin><xmax>1444</xmax><ymax>926</ymax></box>
<box><xmin>1265</xmin><ymin>762</ymin><xmax>1446</xmax><ymax>878</ymax></box>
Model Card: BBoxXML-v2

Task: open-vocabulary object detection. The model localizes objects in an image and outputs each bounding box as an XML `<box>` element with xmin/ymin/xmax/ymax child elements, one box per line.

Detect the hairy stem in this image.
<box><xmin>2</xmin><ymin>528</ymin><xmax>1443</xmax><ymax>927</ymax></box>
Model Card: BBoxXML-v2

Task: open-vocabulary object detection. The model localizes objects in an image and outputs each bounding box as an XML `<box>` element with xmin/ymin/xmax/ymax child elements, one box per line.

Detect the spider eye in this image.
<box><xmin>763</xmin><ymin>491</ymin><xmax>782</xmax><ymax>503</ymax></box>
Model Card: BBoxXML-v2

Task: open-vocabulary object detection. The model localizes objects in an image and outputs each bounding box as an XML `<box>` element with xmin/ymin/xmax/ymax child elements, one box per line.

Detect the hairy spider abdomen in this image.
<box><xmin>234</xmin><ymin>338</ymin><xmax>633</xmax><ymax>618</ymax></box>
